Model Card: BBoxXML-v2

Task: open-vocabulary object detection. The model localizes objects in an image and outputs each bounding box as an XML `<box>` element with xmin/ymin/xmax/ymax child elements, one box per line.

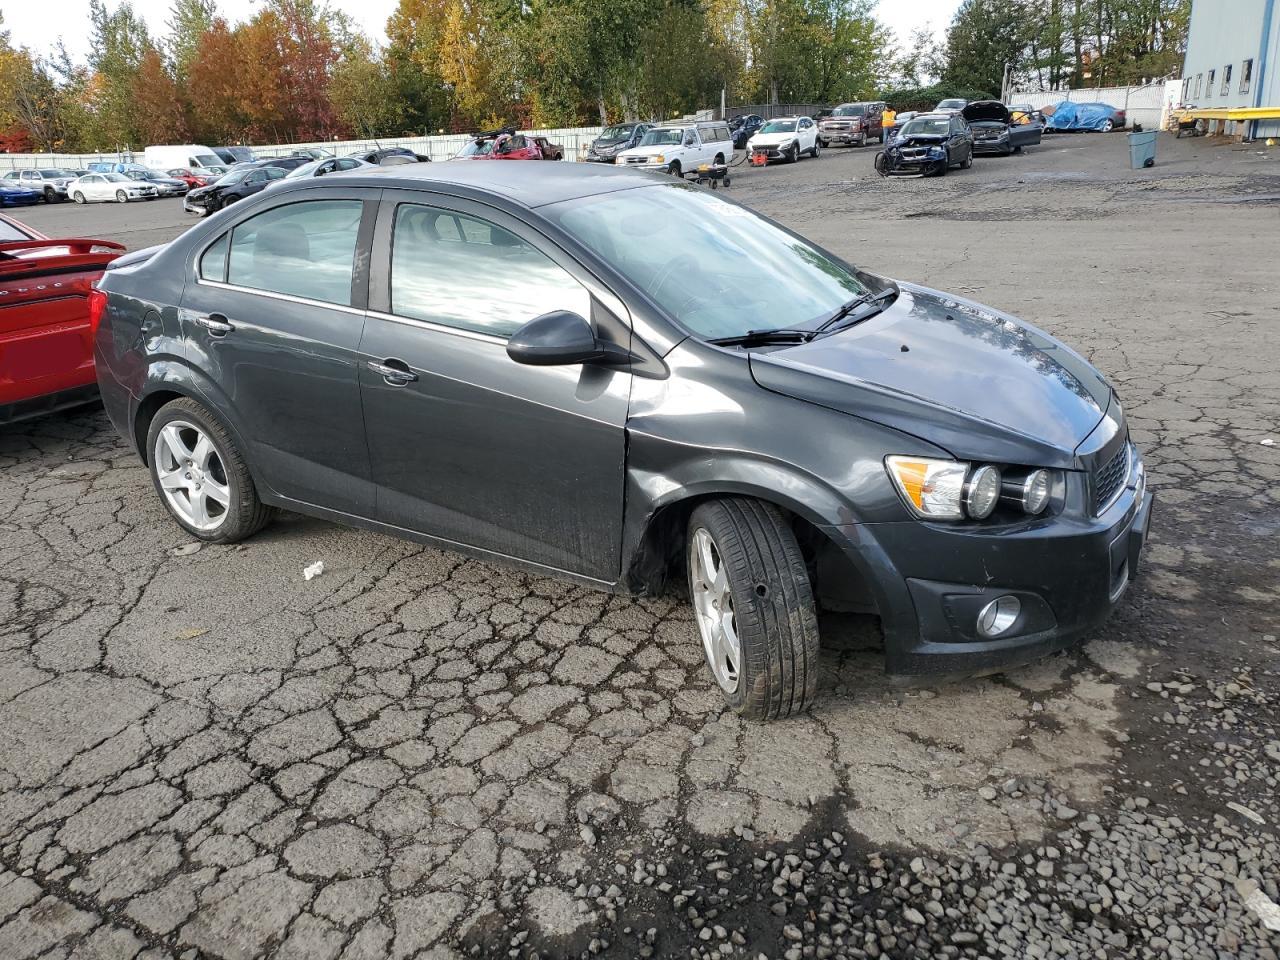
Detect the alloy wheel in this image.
<box><xmin>153</xmin><ymin>420</ymin><xmax>232</xmax><ymax>532</ymax></box>
<box><xmin>116</xmin><ymin>190</ymin><xmax>128</xmax><ymax>203</ymax></box>
<box><xmin>689</xmin><ymin>527</ymin><xmax>741</xmax><ymax>694</ymax></box>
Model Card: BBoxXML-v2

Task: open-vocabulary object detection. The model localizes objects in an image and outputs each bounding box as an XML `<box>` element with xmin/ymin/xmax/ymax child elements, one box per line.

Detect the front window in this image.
<box><xmin>543</xmin><ymin>183</ymin><xmax>868</xmax><ymax>341</ymax></box>
<box><xmin>102</xmin><ymin>173</ymin><xmax>129</xmax><ymax>182</ymax></box>
<box><xmin>900</xmin><ymin>118</ymin><xmax>950</xmax><ymax>137</ymax></box>
<box><xmin>600</xmin><ymin>124</ymin><xmax>635</xmax><ymax>139</ymax></box>
<box><xmin>759</xmin><ymin>120</ymin><xmax>797</xmax><ymax>133</ymax></box>
<box><xmin>192</xmin><ymin>154</ymin><xmax>222</xmax><ymax>169</ymax></box>
<box><xmin>640</xmin><ymin>128</ymin><xmax>684</xmax><ymax>146</ymax></box>
<box><xmin>390</xmin><ymin>204</ymin><xmax>589</xmax><ymax>338</ymax></box>
<box><xmin>833</xmin><ymin>105</ymin><xmax>865</xmax><ymax>117</ymax></box>
<box><xmin>227</xmin><ymin>200</ymin><xmax>363</xmax><ymax>305</ymax></box>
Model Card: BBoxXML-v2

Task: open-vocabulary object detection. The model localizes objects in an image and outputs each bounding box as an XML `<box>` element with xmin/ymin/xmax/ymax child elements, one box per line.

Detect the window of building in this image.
<box><xmin>1206</xmin><ymin>69</ymin><xmax>1216</xmax><ymax>96</ymax></box>
<box><xmin>1222</xmin><ymin>64</ymin><xmax>1233</xmax><ymax>96</ymax></box>
<box><xmin>390</xmin><ymin>204</ymin><xmax>590</xmax><ymax>339</ymax></box>
<box><xmin>1194</xmin><ymin>73</ymin><xmax>1203</xmax><ymax>98</ymax></box>
<box><xmin>1182</xmin><ymin>77</ymin><xmax>1190</xmax><ymax>103</ymax></box>
<box><xmin>1241</xmin><ymin>59</ymin><xmax>1254</xmax><ymax>94</ymax></box>
<box><xmin>227</xmin><ymin>199</ymin><xmax>363</xmax><ymax>306</ymax></box>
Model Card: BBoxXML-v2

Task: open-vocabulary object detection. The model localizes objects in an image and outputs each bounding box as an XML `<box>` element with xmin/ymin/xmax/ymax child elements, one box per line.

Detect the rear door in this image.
<box><xmin>357</xmin><ymin>190</ymin><xmax>631</xmax><ymax>582</ymax></box>
<box><xmin>179</xmin><ymin>187</ymin><xmax>380</xmax><ymax>515</ymax></box>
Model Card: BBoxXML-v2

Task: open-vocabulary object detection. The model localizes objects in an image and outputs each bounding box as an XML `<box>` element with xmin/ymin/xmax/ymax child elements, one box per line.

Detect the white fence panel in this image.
<box><xmin>1006</xmin><ymin>83</ymin><xmax>1171</xmax><ymax>130</ymax></box>
<box><xmin>0</xmin><ymin>125</ymin><xmax>608</xmax><ymax>172</ymax></box>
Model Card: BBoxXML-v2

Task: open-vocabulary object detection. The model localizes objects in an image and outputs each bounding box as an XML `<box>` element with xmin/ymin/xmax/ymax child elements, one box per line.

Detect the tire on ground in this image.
<box><xmin>687</xmin><ymin>498</ymin><xmax>820</xmax><ymax>720</ymax></box>
<box><xmin>146</xmin><ymin>396</ymin><xmax>275</xmax><ymax>543</ymax></box>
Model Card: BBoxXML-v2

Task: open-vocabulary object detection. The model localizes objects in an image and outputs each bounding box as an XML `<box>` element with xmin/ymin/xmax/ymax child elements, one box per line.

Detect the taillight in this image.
<box><xmin>88</xmin><ymin>288</ymin><xmax>108</xmax><ymax>336</ymax></box>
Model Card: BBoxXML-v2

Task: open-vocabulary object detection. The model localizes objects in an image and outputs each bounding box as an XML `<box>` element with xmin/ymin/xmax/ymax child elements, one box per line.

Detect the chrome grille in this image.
<box><xmin>1094</xmin><ymin>444</ymin><xmax>1130</xmax><ymax>514</ymax></box>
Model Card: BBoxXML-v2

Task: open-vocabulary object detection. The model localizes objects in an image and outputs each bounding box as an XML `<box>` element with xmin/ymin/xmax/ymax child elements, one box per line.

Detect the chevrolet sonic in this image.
<box><xmin>93</xmin><ymin>162</ymin><xmax>1153</xmax><ymax>719</ymax></box>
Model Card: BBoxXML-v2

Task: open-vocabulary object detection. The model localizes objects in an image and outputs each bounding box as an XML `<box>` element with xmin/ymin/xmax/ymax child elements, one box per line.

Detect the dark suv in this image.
<box><xmin>94</xmin><ymin>163</ymin><xmax>1152</xmax><ymax>720</ymax></box>
<box><xmin>586</xmin><ymin>122</ymin><xmax>653</xmax><ymax>162</ymax></box>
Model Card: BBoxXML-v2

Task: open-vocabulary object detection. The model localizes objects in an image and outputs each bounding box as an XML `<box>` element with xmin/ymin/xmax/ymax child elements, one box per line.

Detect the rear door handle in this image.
<box><xmin>368</xmin><ymin>359</ymin><xmax>418</xmax><ymax>385</ymax></box>
<box><xmin>194</xmin><ymin>313</ymin><xmax>234</xmax><ymax>336</ymax></box>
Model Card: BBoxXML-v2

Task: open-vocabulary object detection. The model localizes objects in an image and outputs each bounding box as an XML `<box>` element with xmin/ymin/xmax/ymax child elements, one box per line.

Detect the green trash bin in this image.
<box><xmin>1128</xmin><ymin>130</ymin><xmax>1157</xmax><ymax>169</ymax></box>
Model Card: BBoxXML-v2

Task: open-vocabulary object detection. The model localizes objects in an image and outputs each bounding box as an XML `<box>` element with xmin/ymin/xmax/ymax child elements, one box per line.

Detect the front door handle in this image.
<box><xmin>368</xmin><ymin>359</ymin><xmax>418</xmax><ymax>385</ymax></box>
<box><xmin>194</xmin><ymin>313</ymin><xmax>234</xmax><ymax>336</ymax></box>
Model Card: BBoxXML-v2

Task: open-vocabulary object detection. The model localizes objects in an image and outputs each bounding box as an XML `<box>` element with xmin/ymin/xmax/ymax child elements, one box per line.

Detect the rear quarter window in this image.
<box><xmin>226</xmin><ymin>200</ymin><xmax>363</xmax><ymax>306</ymax></box>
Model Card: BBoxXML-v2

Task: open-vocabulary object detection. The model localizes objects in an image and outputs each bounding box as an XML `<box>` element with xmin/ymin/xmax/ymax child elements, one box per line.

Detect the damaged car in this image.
<box><xmin>93</xmin><ymin>163</ymin><xmax>1153</xmax><ymax>720</ymax></box>
<box><xmin>963</xmin><ymin>100</ymin><xmax>1043</xmax><ymax>155</ymax></box>
<box><xmin>879</xmin><ymin>112</ymin><xmax>973</xmax><ymax>176</ymax></box>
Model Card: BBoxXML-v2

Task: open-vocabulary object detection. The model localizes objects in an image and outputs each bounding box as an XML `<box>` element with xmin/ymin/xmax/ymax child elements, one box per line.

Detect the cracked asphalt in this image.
<box><xmin>2</xmin><ymin>133</ymin><xmax>1278</xmax><ymax>959</ymax></box>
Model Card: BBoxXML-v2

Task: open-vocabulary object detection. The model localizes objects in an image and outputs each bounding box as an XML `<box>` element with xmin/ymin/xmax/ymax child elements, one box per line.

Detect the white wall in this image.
<box><xmin>0</xmin><ymin>125</ymin><xmax>607</xmax><ymax>172</ymax></box>
<box><xmin>1005</xmin><ymin>84</ymin><xmax>1170</xmax><ymax>130</ymax></box>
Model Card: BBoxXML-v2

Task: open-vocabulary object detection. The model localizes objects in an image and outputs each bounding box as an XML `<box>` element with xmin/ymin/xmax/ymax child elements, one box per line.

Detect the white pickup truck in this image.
<box><xmin>614</xmin><ymin>122</ymin><xmax>735</xmax><ymax>177</ymax></box>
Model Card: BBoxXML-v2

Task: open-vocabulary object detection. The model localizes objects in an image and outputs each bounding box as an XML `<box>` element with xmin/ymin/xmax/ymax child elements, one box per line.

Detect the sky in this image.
<box><xmin>4</xmin><ymin>0</ymin><xmax>961</xmax><ymax>67</ymax></box>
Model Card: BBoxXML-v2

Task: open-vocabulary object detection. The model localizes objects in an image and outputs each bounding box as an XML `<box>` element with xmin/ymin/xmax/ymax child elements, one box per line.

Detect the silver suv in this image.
<box><xmin>2</xmin><ymin>168</ymin><xmax>79</xmax><ymax>203</ymax></box>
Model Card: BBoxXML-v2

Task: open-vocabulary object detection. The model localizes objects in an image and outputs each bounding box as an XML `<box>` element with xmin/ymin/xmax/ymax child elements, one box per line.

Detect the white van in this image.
<box><xmin>614</xmin><ymin>121</ymin><xmax>734</xmax><ymax>176</ymax></box>
<box><xmin>142</xmin><ymin>144</ymin><xmax>227</xmax><ymax>176</ymax></box>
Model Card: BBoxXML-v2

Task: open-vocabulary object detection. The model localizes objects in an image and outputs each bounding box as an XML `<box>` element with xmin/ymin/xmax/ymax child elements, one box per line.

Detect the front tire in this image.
<box><xmin>686</xmin><ymin>499</ymin><xmax>820</xmax><ymax>720</ymax></box>
<box><xmin>147</xmin><ymin>398</ymin><xmax>275</xmax><ymax>543</ymax></box>
<box><xmin>73</xmin><ymin>191</ymin><xmax>85</xmax><ymax>204</ymax></box>
<box><xmin>787</xmin><ymin>143</ymin><xmax>800</xmax><ymax>163</ymax></box>
<box><xmin>668</xmin><ymin>161</ymin><xmax>682</xmax><ymax>177</ymax></box>
<box><xmin>116</xmin><ymin>190</ymin><xmax>128</xmax><ymax>203</ymax></box>
<box><xmin>44</xmin><ymin>187</ymin><xmax>57</xmax><ymax>203</ymax></box>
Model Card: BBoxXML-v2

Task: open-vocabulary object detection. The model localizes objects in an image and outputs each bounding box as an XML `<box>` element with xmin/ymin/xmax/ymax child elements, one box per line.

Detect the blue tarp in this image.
<box><xmin>1046</xmin><ymin>101</ymin><xmax>1118</xmax><ymax>131</ymax></box>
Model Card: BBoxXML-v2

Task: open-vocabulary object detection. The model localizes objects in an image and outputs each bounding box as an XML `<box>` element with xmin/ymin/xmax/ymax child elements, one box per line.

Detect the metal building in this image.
<box><xmin>1182</xmin><ymin>0</ymin><xmax>1280</xmax><ymax>138</ymax></box>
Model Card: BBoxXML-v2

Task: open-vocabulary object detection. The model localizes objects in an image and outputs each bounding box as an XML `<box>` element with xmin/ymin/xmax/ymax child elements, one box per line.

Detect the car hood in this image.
<box><xmin>748</xmin><ymin>282</ymin><xmax>1112</xmax><ymax>468</ymax></box>
<box><xmin>750</xmin><ymin>132</ymin><xmax>799</xmax><ymax>146</ymax></box>
<box><xmin>592</xmin><ymin>138</ymin><xmax>629</xmax><ymax>150</ymax></box>
<box><xmin>963</xmin><ymin>100</ymin><xmax>1013</xmax><ymax>124</ymax></box>
<box><xmin>618</xmin><ymin>146</ymin><xmax>678</xmax><ymax>158</ymax></box>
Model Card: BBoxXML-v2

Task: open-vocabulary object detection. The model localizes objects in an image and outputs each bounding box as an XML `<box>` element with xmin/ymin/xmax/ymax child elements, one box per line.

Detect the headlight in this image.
<box><xmin>1003</xmin><ymin>468</ymin><xmax>1052</xmax><ymax>515</ymax></box>
<box><xmin>886</xmin><ymin>457</ymin><xmax>1016</xmax><ymax>521</ymax></box>
<box><xmin>654</xmin><ymin>154</ymin><xmax>664</xmax><ymax>163</ymax></box>
<box><xmin>885</xmin><ymin>457</ymin><xmax>968</xmax><ymax>519</ymax></box>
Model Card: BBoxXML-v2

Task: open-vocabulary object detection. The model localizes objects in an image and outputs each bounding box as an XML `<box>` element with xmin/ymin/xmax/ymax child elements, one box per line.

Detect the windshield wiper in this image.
<box><xmin>708</xmin><ymin>328</ymin><xmax>817</xmax><ymax>348</ymax></box>
<box><xmin>813</xmin><ymin>288</ymin><xmax>898</xmax><ymax>335</ymax></box>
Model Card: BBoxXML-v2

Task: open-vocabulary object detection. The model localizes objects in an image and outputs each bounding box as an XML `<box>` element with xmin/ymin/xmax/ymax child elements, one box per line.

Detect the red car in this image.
<box><xmin>166</xmin><ymin>168</ymin><xmax>213</xmax><ymax>188</ymax></box>
<box><xmin>1</xmin><ymin>213</ymin><xmax>125</xmax><ymax>423</ymax></box>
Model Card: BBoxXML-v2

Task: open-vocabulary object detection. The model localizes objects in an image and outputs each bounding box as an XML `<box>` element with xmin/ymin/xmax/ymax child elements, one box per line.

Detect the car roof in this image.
<box><xmin>284</xmin><ymin>160</ymin><xmax>663</xmax><ymax>209</ymax></box>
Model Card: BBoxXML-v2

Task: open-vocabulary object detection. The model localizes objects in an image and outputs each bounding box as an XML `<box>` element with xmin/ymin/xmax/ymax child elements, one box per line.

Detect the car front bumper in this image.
<box><xmin>819</xmin><ymin>130</ymin><xmax>865</xmax><ymax>145</ymax></box>
<box><xmin>821</xmin><ymin>451</ymin><xmax>1154</xmax><ymax>677</ymax></box>
<box><xmin>973</xmin><ymin>139</ymin><xmax>1013</xmax><ymax>155</ymax></box>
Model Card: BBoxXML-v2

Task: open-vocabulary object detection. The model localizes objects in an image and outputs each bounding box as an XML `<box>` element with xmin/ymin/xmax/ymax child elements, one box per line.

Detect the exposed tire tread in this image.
<box><xmin>147</xmin><ymin>397</ymin><xmax>275</xmax><ymax>544</ymax></box>
<box><xmin>688</xmin><ymin>498</ymin><xmax>820</xmax><ymax>720</ymax></box>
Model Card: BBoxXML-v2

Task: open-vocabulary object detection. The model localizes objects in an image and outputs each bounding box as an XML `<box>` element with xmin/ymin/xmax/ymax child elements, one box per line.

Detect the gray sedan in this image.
<box><xmin>93</xmin><ymin>163</ymin><xmax>1152</xmax><ymax>718</ymax></box>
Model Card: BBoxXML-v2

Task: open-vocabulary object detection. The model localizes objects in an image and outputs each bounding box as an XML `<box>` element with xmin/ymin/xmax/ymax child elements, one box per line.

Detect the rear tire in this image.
<box><xmin>146</xmin><ymin>397</ymin><xmax>275</xmax><ymax>544</ymax></box>
<box><xmin>961</xmin><ymin>151</ymin><xmax>973</xmax><ymax>169</ymax></box>
<box><xmin>686</xmin><ymin>499</ymin><xmax>820</xmax><ymax>720</ymax></box>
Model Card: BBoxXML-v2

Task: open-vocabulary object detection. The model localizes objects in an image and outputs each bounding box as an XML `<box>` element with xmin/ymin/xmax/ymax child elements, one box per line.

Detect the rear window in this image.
<box><xmin>227</xmin><ymin>200</ymin><xmax>363</xmax><ymax>306</ymax></box>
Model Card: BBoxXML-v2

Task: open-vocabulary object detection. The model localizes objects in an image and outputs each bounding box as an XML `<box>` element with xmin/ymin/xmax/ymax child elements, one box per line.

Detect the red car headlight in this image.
<box><xmin>88</xmin><ymin>287</ymin><xmax>108</xmax><ymax>336</ymax></box>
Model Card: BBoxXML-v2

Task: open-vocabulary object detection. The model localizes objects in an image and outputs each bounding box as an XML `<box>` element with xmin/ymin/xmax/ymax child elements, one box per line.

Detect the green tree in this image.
<box><xmin>166</xmin><ymin>0</ymin><xmax>218</xmax><ymax>83</ymax></box>
<box><xmin>87</xmin><ymin>0</ymin><xmax>153</xmax><ymax>147</ymax></box>
<box><xmin>940</xmin><ymin>0</ymin><xmax>1033</xmax><ymax>96</ymax></box>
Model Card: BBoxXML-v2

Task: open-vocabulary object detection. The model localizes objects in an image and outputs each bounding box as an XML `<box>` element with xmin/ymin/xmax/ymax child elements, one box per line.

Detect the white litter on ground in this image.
<box><xmin>1227</xmin><ymin>801</ymin><xmax>1266</xmax><ymax>825</ymax></box>
<box><xmin>1236</xmin><ymin>878</ymin><xmax>1280</xmax><ymax>932</ymax></box>
<box><xmin>303</xmin><ymin>561</ymin><xmax>325</xmax><ymax>581</ymax></box>
<box><xmin>1261</xmin><ymin>438</ymin><xmax>1274</xmax><ymax>446</ymax></box>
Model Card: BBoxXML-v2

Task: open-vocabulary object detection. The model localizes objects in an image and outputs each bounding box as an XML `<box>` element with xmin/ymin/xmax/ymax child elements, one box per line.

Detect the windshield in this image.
<box><xmin>759</xmin><ymin>120</ymin><xmax>797</xmax><ymax>133</ymax></box>
<box><xmin>543</xmin><ymin>183</ymin><xmax>868</xmax><ymax>340</ymax></box>
<box><xmin>833</xmin><ymin>105</ymin><xmax>865</xmax><ymax>117</ymax></box>
<box><xmin>900</xmin><ymin>118</ymin><xmax>950</xmax><ymax>136</ymax></box>
<box><xmin>192</xmin><ymin>154</ymin><xmax>222</xmax><ymax>169</ymax></box>
<box><xmin>640</xmin><ymin>128</ymin><xmax>683</xmax><ymax>146</ymax></box>
<box><xmin>599</xmin><ymin>125</ymin><xmax>635</xmax><ymax>139</ymax></box>
<box><xmin>937</xmin><ymin>99</ymin><xmax>966</xmax><ymax>110</ymax></box>
<box><xmin>215</xmin><ymin>171</ymin><xmax>248</xmax><ymax>185</ymax></box>
<box><xmin>39</xmin><ymin>169</ymin><xmax>70</xmax><ymax>178</ymax></box>
<box><xmin>457</xmin><ymin>139</ymin><xmax>493</xmax><ymax>157</ymax></box>
<box><xmin>284</xmin><ymin>160</ymin><xmax>323</xmax><ymax>178</ymax></box>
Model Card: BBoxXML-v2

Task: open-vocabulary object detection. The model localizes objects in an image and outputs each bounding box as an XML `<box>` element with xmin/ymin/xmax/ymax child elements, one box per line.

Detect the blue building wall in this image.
<box><xmin>1183</xmin><ymin>0</ymin><xmax>1280</xmax><ymax>137</ymax></box>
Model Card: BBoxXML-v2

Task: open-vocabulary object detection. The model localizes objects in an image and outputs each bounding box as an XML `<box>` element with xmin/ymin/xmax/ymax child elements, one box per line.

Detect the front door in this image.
<box><xmin>180</xmin><ymin>188</ymin><xmax>380</xmax><ymax>515</ymax></box>
<box><xmin>358</xmin><ymin>191</ymin><xmax>630</xmax><ymax>582</ymax></box>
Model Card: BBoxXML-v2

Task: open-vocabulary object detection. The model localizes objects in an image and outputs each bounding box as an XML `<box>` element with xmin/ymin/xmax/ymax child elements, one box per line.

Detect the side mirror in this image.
<box><xmin>507</xmin><ymin>311</ymin><xmax>630</xmax><ymax>367</ymax></box>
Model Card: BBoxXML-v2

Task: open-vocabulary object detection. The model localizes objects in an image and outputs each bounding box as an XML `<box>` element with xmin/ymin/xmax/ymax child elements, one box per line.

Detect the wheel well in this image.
<box><xmin>133</xmin><ymin>390</ymin><xmax>185</xmax><ymax>463</ymax></box>
<box><xmin>626</xmin><ymin>495</ymin><xmax>879</xmax><ymax>614</ymax></box>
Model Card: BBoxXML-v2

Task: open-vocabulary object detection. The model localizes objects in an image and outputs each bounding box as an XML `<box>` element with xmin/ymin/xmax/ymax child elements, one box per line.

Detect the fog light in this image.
<box><xmin>977</xmin><ymin>595</ymin><xmax>1021</xmax><ymax>638</ymax></box>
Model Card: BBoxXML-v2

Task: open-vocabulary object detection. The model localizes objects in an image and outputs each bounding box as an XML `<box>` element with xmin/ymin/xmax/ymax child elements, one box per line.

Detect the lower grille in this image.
<box><xmin>1094</xmin><ymin>444</ymin><xmax>1130</xmax><ymax>514</ymax></box>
